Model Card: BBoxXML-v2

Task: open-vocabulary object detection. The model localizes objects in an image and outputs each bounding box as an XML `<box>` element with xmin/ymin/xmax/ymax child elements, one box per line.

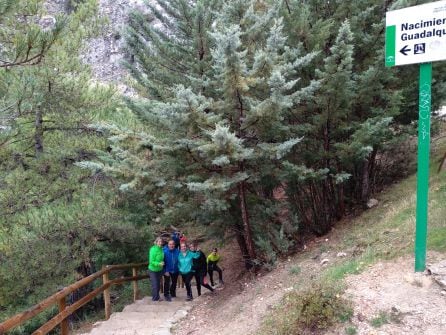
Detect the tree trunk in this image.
<box><xmin>235</xmin><ymin>89</ymin><xmax>256</xmax><ymax>268</ymax></box>
<box><xmin>35</xmin><ymin>106</ymin><xmax>44</xmax><ymax>157</ymax></box>
<box><xmin>336</xmin><ymin>161</ymin><xmax>345</xmax><ymax>218</ymax></box>
<box><xmin>337</xmin><ymin>183</ymin><xmax>345</xmax><ymax>218</ymax></box>
<box><xmin>234</xmin><ymin>224</ymin><xmax>252</xmax><ymax>269</ymax></box>
<box><xmin>323</xmin><ymin>118</ymin><xmax>330</xmax><ymax>169</ymax></box>
<box><xmin>361</xmin><ymin>158</ymin><xmax>370</xmax><ymax>205</ymax></box>
<box><xmin>284</xmin><ymin>0</ymin><xmax>291</xmax><ymax>14</ymax></box>
<box><xmin>238</xmin><ymin>180</ymin><xmax>256</xmax><ymax>268</ymax></box>
<box><xmin>368</xmin><ymin>147</ymin><xmax>378</xmax><ymax>193</ymax></box>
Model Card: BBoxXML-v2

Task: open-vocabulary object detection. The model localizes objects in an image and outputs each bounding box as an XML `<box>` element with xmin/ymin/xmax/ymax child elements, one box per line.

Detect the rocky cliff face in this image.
<box><xmin>45</xmin><ymin>0</ymin><xmax>146</xmax><ymax>93</ymax></box>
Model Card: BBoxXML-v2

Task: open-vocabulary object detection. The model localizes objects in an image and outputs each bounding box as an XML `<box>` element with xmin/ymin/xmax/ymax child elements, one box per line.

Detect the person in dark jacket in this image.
<box><xmin>171</xmin><ymin>231</ymin><xmax>180</xmax><ymax>249</ymax></box>
<box><xmin>190</xmin><ymin>242</ymin><xmax>214</xmax><ymax>296</ymax></box>
<box><xmin>163</xmin><ymin>239</ymin><xmax>180</xmax><ymax>301</ymax></box>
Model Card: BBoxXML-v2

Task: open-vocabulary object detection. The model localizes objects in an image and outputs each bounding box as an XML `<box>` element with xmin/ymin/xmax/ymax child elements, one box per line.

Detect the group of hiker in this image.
<box><xmin>148</xmin><ymin>232</ymin><xmax>224</xmax><ymax>302</ymax></box>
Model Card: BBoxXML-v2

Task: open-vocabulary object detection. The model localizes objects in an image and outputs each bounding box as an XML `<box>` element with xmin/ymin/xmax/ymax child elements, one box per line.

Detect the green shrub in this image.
<box><xmin>370</xmin><ymin>311</ymin><xmax>389</xmax><ymax>328</ymax></box>
<box><xmin>345</xmin><ymin>326</ymin><xmax>358</xmax><ymax>335</ymax></box>
<box><xmin>297</xmin><ymin>284</ymin><xmax>352</xmax><ymax>331</ymax></box>
<box><xmin>261</xmin><ymin>283</ymin><xmax>353</xmax><ymax>334</ymax></box>
<box><xmin>289</xmin><ymin>266</ymin><xmax>301</xmax><ymax>275</ymax></box>
<box><xmin>0</xmin><ymin>306</ymin><xmax>58</xmax><ymax>335</ymax></box>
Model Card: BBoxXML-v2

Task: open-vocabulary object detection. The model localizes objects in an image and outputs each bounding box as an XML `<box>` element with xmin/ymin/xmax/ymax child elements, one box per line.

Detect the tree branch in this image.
<box><xmin>0</xmin><ymin>53</ymin><xmax>45</xmax><ymax>68</ymax></box>
<box><xmin>284</xmin><ymin>0</ymin><xmax>291</xmax><ymax>15</ymax></box>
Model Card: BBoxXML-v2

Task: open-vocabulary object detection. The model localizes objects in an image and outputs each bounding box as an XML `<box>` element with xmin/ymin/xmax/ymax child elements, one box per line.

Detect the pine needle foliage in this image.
<box><xmin>86</xmin><ymin>0</ymin><xmax>321</xmax><ymax>267</ymax></box>
<box><xmin>83</xmin><ymin>0</ymin><xmax>446</xmax><ymax>270</ymax></box>
<box><xmin>280</xmin><ymin>0</ymin><xmax>446</xmax><ymax>235</ymax></box>
<box><xmin>0</xmin><ymin>0</ymin><xmax>65</xmax><ymax>68</ymax></box>
<box><xmin>0</xmin><ymin>1</ymin><xmax>154</xmax><ymax>324</ymax></box>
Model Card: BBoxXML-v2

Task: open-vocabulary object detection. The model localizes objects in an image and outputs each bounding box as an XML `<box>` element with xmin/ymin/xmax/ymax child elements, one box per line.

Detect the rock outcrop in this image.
<box><xmin>45</xmin><ymin>0</ymin><xmax>146</xmax><ymax>91</ymax></box>
<box><xmin>427</xmin><ymin>260</ymin><xmax>446</xmax><ymax>290</ymax></box>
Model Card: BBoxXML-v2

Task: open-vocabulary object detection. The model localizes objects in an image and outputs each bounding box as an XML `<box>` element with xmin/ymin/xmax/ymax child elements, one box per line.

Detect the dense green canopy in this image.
<box><xmin>1</xmin><ymin>0</ymin><xmax>445</xmax><ymax>332</ymax></box>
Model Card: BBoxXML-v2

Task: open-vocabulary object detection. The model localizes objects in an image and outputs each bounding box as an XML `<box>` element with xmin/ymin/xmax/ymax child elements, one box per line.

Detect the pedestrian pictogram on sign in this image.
<box><xmin>414</xmin><ymin>43</ymin><xmax>426</xmax><ymax>54</ymax></box>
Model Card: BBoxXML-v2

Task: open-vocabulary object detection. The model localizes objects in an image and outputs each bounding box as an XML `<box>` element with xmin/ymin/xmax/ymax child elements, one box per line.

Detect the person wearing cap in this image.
<box><xmin>190</xmin><ymin>242</ymin><xmax>215</xmax><ymax>296</ymax></box>
<box><xmin>207</xmin><ymin>248</ymin><xmax>224</xmax><ymax>286</ymax></box>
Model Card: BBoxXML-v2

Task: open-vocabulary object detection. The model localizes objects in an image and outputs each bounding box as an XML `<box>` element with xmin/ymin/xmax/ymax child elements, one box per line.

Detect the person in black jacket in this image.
<box><xmin>189</xmin><ymin>242</ymin><xmax>214</xmax><ymax>296</ymax></box>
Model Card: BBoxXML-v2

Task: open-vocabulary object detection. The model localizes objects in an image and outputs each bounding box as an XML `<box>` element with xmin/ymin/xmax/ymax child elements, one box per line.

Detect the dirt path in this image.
<box><xmin>172</xmin><ymin>241</ymin><xmax>322</xmax><ymax>335</ymax></box>
<box><xmin>75</xmin><ymin>247</ymin><xmax>446</xmax><ymax>335</ymax></box>
<box><xmin>172</xmin><ymin>242</ymin><xmax>446</xmax><ymax>335</ymax></box>
<box><xmin>335</xmin><ymin>252</ymin><xmax>446</xmax><ymax>335</ymax></box>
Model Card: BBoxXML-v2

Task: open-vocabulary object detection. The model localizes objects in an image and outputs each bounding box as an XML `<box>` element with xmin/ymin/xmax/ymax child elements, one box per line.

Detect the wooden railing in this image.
<box><xmin>0</xmin><ymin>262</ymin><xmax>149</xmax><ymax>335</ymax></box>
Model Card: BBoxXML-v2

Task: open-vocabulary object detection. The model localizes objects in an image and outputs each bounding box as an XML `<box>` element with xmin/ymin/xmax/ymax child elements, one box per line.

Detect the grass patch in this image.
<box><xmin>289</xmin><ymin>265</ymin><xmax>301</xmax><ymax>275</ymax></box>
<box><xmin>324</xmin><ymin>247</ymin><xmax>378</xmax><ymax>282</ymax></box>
<box><xmin>324</xmin><ymin>259</ymin><xmax>362</xmax><ymax>281</ymax></box>
<box><xmin>370</xmin><ymin>310</ymin><xmax>390</xmax><ymax>328</ymax></box>
<box><xmin>258</xmin><ymin>135</ymin><xmax>446</xmax><ymax>335</ymax></box>
<box><xmin>428</xmin><ymin>227</ymin><xmax>446</xmax><ymax>252</ymax></box>
<box><xmin>345</xmin><ymin>326</ymin><xmax>358</xmax><ymax>335</ymax></box>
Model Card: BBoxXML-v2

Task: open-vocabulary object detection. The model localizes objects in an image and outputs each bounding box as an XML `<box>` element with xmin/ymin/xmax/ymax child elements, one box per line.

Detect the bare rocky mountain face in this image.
<box><xmin>45</xmin><ymin>0</ymin><xmax>147</xmax><ymax>94</ymax></box>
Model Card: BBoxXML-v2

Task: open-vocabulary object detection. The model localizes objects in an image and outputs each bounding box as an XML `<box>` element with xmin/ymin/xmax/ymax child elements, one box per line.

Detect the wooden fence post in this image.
<box><xmin>132</xmin><ymin>267</ymin><xmax>139</xmax><ymax>302</ymax></box>
<box><xmin>0</xmin><ymin>262</ymin><xmax>148</xmax><ymax>334</ymax></box>
<box><xmin>102</xmin><ymin>267</ymin><xmax>111</xmax><ymax>320</ymax></box>
<box><xmin>57</xmin><ymin>297</ymin><xmax>69</xmax><ymax>335</ymax></box>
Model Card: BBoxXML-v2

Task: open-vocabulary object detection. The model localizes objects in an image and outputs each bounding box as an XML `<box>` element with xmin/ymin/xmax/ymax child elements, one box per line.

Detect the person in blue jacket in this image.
<box><xmin>162</xmin><ymin>239</ymin><xmax>180</xmax><ymax>301</ymax></box>
<box><xmin>171</xmin><ymin>231</ymin><xmax>180</xmax><ymax>249</ymax></box>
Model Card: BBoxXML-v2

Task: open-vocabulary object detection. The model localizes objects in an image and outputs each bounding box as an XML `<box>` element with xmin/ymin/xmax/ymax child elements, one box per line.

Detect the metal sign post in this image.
<box><xmin>385</xmin><ymin>0</ymin><xmax>446</xmax><ymax>272</ymax></box>
<box><xmin>415</xmin><ymin>63</ymin><xmax>432</xmax><ymax>272</ymax></box>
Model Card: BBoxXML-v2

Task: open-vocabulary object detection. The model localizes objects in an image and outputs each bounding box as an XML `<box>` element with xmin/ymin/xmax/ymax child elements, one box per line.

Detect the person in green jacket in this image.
<box><xmin>148</xmin><ymin>237</ymin><xmax>164</xmax><ymax>301</ymax></box>
<box><xmin>177</xmin><ymin>242</ymin><xmax>200</xmax><ymax>301</ymax></box>
<box><xmin>207</xmin><ymin>248</ymin><xmax>224</xmax><ymax>286</ymax></box>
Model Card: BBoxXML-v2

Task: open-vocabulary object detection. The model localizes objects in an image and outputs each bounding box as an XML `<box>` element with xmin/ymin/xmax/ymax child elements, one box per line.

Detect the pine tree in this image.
<box><xmin>87</xmin><ymin>0</ymin><xmax>320</xmax><ymax>267</ymax></box>
<box><xmin>0</xmin><ymin>0</ymin><xmax>113</xmax><ymax>222</ymax></box>
<box><xmin>124</xmin><ymin>0</ymin><xmax>219</xmax><ymax>100</ymax></box>
<box><xmin>0</xmin><ymin>1</ymin><xmax>153</xmax><ymax>320</ymax></box>
<box><xmin>83</xmin><ymin>0</ymin><xmax>446</xmax><ymax>270</ymax></box>
<box><xmin>284</xmin><ymin>20</ymin><xmax>355</xmax><ymax>235</ymax></box>
<box><xmin>280</xmin><ymin>0</ymin><xmax>446</xmax><ymax>235</ymax></box>
<box><xmin>1</xmin><ymin>0</ymin><xmax>112</xmax><ymax>157</ymax></box>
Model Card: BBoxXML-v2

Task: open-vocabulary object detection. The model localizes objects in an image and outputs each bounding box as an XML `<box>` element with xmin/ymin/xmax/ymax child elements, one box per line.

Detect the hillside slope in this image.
<box><xmin>173</xmin><ymin>133</ymin><xmax>446</xmax><ymax>335</ymax></box>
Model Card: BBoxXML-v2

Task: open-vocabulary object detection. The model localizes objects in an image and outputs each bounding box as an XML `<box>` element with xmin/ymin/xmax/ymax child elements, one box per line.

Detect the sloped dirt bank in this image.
<box><xmin>335</xmin><ymin>252</ymin><xmax>446</xmax><ymax>335</ymax></box>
